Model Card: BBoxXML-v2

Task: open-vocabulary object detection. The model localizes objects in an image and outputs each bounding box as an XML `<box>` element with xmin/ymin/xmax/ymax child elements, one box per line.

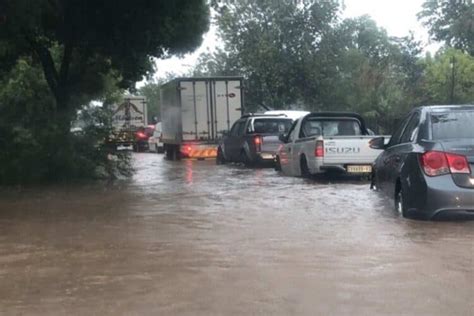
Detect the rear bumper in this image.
<box><xmin>316</xmin><ymin>164</ymin><xmax>373</xmax><ymax>174</ymax></box>
<box><xmin>406</xmin><ymin>175</ymin><xmax>474</xmax><ymax>220</ymax></box>
<box><xmin>257</xmin><ymin>152</ymin><xmax>276</xmax><ymax>161</ymax></box>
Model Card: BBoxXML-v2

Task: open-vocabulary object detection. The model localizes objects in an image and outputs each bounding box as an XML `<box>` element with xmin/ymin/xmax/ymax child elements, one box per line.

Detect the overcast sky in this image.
<box><xmin>147</xmin><ymin>0</ymin><xmax>438</xmax><ymax>82</ymax></box>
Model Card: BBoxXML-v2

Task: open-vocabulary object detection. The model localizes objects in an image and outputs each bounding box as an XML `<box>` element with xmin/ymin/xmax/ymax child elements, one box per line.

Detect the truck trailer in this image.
<box><xmin>160</xmin><ymin>77</ymin><xmax>244</xmax><ymax>160</ymax></box>
<box><xmin>109</xmin><ymin>95</ymin><xmax>148</xmax><ymax>151</ymax></box>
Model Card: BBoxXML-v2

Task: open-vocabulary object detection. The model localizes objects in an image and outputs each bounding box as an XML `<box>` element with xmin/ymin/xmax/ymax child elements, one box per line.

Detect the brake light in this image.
<box><xmin>254</xmin><ymin>136</ymin><xmax>262</xmax><ymax>152</ymax></box>
<box><xmin>315</xmin><ymin>140</ymin><xmax>324</xmax><ymax>157</ymax></box>
<box><xmin>136</xmin><ymin>132</ymin><xmax>146</xmax><ymax>139</ymax></box>
<box><xmin>420</xmin><ymin>151</ymin><xmax>470</xmax><ymax>176</ymax></box>
<box><xmin>446</xmin><ymin>153</ymin><xmax>471</xmax><ymax>174</ymax></box>
<box><xmin>181</xmin><ymin>144</ymin><xmax>192</xmax><ymax>157</ymax></box>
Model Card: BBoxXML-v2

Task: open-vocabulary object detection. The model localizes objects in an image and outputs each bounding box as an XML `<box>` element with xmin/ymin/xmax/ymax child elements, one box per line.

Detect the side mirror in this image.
<box><xmin>369</xmin><ymin>137</ymin><xmax>386</xmax><ymax>150</ymax></box>
<box><xmin>222</xmin><ymin>130</ymin><xmax>229</xmax><ymax>137</ymax></box>
<box><xmin>278</xmin><ymin>133</ymin><xmax>288</xmax><ymax>143</ymax></box>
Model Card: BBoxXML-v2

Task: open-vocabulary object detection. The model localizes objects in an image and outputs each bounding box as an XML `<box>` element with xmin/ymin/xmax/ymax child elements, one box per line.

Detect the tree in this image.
<box><xmin>0</xmin><ymin>1</ymin><xmax>210</xmax><ymax>183</ymax></box>
<box><xmin>200</xmin><ymin>0</ymin><xmax>341</xmax><ymax>110</ymax></box>
<box><xmin>138</xmin><ymin>82</ymin><xmax>162</xmax><ymax>124</ymax></box>
<box><xmin>422</xmin><ymin>48</ymin><xmax>474</xmax><ymax>104</ymax></box>
<box><xmin>194</xmin><ymin>4</ymin><xmax>424</xmax><ymax>132</ymax></box>
<box><xmin>418</xmin><ymin>0</ymin><xmax>474</xmax><ymax>55</ymax></box>
<box><xmin>0</xmin><ymin>0</ymin><xmax>209</xmax><ymax>123</ymax></box>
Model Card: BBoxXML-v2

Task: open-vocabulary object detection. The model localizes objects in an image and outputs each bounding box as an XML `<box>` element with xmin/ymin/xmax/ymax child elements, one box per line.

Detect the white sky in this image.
<box><xmin>146</xmin><ymin>0</ymin><xmax>439</xmax><ymax>83</ymax></box>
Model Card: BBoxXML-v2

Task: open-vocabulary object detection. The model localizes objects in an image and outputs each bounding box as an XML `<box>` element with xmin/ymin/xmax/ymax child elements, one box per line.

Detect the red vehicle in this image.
<box><xmin>134</xmin><ymin>125</ymin><xmax>155</xmax><ymax>152</ymax></box>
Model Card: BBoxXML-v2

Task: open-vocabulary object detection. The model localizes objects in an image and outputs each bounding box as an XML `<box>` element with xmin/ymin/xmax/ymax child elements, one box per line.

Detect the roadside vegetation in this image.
<box><xmin>193</xmin><ymin>0</ymin><xmax>473</xmax><ymax>132</ymax></box>
<box><xmin>0</xmin><ymin>0</ymin><xmax>209</xmax><ymax>184</ymax></box>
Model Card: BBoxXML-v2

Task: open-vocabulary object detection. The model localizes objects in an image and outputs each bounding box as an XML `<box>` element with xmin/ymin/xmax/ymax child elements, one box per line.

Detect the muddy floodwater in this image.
<box><xmin>0</xmin><ymin>153</ymin><xmax>473</xmax><ymax>315</ymax></box>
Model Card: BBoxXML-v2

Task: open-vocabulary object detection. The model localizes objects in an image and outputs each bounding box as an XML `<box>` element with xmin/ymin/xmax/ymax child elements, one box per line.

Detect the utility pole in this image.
<box><xmin>450</xmin><ymin>55</ymin><xmax>455</xmax><ymax>103</ymax></box>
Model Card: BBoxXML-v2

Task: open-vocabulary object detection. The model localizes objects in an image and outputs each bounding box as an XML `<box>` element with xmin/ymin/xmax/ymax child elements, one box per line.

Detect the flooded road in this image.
<box><xmin>0</xmin><ymin>153</ymin><xmax>473</xmax><ymax>315</ymax></box>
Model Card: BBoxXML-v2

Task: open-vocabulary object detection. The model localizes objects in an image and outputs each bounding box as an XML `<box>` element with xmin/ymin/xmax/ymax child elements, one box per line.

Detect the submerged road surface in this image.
<box><xmin>0</xmin><ymin>153</ymin><xmax>473</xmax><ymax>315</ymax></box>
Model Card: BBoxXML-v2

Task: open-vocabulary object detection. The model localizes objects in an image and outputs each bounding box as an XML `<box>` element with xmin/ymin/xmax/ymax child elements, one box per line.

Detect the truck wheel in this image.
<box><xmin>300</xmin><ymin>155</ymin><xmax>310</xmax><ymax>178</ymax></box>
<box><xmin>165</xmin><ymin>144</ymin><xmax>174</xmax><ymax>160</ymax></box>
<box><xmin>172</xmin><ymin>145</ymin><xmax>180</xmax><ymax>161</ymax></box>
<box><xmin>274</xmin><ymin>156</ymin><xmax>282</xmax><ymax>171</ymax></box>
<box><xmin>216</xmin><ymin>147</ymin><xmax>226</xmax><ymax>165</ymax></box>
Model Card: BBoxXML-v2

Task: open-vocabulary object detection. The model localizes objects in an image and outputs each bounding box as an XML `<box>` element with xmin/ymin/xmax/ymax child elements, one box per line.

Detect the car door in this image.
<box><xmin>380</xmin><ymin>112</ymin><xmax>420</xmax><ymax>196</ymax></box>
<box><xmin>224</xmin><ymin>120</ymin><xmax>245</xmax><ymax>161</ymax></box>
<box><xmin>280</xmin><ymin>119</ymin><xmax>300</xmax><ymax>175</ymax></box>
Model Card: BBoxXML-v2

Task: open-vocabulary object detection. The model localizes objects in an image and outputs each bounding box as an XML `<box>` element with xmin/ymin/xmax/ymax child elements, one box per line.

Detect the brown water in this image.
<box><xmin>0</xmin><ymin>153</ymin><xmax>473</xmax><ymax>315</ymax></box>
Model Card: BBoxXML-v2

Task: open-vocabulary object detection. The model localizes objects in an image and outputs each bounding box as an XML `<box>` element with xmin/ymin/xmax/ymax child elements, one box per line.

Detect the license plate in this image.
<box><xmin>347</xmin><ymin>165</ymin><xmax>372</xmax><ymax>173</ymax></box>
<box><xmin>260</xmin><ymin>153</ymin><xmax>275</xmax><ymax>160</ymax></box>
<box><xmin>117</xmin><ymin>145</ymin><xmax>133</xmax><ymax>151</ymax></box>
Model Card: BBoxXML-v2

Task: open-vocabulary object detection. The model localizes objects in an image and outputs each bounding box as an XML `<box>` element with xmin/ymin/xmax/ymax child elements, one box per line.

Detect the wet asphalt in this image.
<box><xmin>0</xmin><ymin>153</ymin><xmax>473</xmax><ymax>315</ymax></box>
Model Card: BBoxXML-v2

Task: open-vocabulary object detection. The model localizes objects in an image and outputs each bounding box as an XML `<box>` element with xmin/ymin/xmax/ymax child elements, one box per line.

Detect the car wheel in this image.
<box><xmin>300</xmin><ymin>155</ymin><xmax>310</xmax><ymax>178</ymax></box>
<box><xmin>240</xmin><ymin>150</ymin><xmax>252</xmax><ymax>167</ymax></box>
<box><xmin>274</xmin><ymin>155</ymin><xmax>282</xmax><ymax>171</ymax></box>
<box><xmin>216</xmin><ymin>147</ymin><xmax>226</xmax><ymax>165</ymax></box>
<box><xmin>370</xmin><ymin>171</ymin><xmax>377</xmax><ymax>190</ymax></box>
<box><xmin>395</xmin><ymin>183</ymin><xmax>408</xmax><ymax>218</ymax></box>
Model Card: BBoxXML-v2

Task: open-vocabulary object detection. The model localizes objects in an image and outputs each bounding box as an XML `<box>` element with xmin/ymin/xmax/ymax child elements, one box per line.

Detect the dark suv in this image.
<box><xmin>370</xmin><ymin>105</ymin><xmax>474</xmax><ymax>220</ymax></box>
<box><xmin>217</xmin><ymin>114</ymin><xmax>293</xmax><ymax>166</ymax></box>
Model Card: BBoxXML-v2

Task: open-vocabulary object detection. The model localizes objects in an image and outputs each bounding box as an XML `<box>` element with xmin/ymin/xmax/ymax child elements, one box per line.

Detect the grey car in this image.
<box><xmin>217</xmin><ymin>114</ymin><xmax>293</xmax><ymax>166</ymax></box>
<box><xmin>370</xmin><ymin>105</ymin><xmax>474</xmax><ymax>220</ymax></box>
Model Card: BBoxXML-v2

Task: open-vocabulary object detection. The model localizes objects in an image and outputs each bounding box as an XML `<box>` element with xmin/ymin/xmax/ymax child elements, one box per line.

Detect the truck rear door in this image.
<box><xmin>211</xmin><ymin>79</ymin><xmax>242</xmax><ymax>139</ymax></box>
<box><xmin>179</xmin><ymin>80</ymin><xmax>210</xmax><ymax>141</ymax></box>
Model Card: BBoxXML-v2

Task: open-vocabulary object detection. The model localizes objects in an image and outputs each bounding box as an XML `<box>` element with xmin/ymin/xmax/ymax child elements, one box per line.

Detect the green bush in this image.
<box><xmin>0</xmin><ymin>58</ymin><xmax>132</xmax><ymax>185</ymax></box>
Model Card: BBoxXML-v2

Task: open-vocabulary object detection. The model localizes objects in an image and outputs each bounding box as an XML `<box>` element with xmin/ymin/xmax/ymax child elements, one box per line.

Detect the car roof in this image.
<box><xmin>304</xmin><ymin>111</ymin><xmax>365</xmax><ymax>120</ymax></box>
<box><xmin>241</xmin><ymin>113</ymin><xmax>293</xmax><ymax>120</ymax></box>
<box><xmin>418</xmin><ymin>105</ymin><xmax>474</xmax><ymax>112</ymax></box>
<box><xmin>264</xmin><ymin>110</ymin><xmax>310</xmax><ymax>119</ymax></box>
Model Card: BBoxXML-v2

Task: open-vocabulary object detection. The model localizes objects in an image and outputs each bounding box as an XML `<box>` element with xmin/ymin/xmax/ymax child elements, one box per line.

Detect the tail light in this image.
<box><xmin>181</xmin><ymin>144</ymin><xmax>192</xmax><ymax>157</ymax></box>
<box><xmin>315</xmin><ymin>140</ymin><xmax>324</xmax><ymax>157</ymax></box>
<box><xmin>254</xmin><ymin>136</ymin><xmax>262</xmax><ymax>152</ymax></box>
<box><xmin>420</xmin><ymin>151</ymin><xmax>470</xmax><ymax>177</ymax></box>
<box><xmin>446</xmin><ymin>153</ymin><xmax>471</xmax><ymax>174</ymax></box>
<box><xmin>136</xmin><ymin>131</ymin><xmax>146</xmax><ymax>139</ymax></box>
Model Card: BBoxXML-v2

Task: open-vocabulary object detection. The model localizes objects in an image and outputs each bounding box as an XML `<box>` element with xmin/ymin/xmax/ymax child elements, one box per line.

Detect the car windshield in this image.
<box><xmin>302</xmin><ymin>118</ymin><xmax>362</xmax><ymax>137</ymax></box>
<box><xmin>431</xmin><ymin>110</ymin><xmax>474</xmax><ymax>139</ymax></box>
<box><xmin>251</xmin><ymin>118</ymin><xmax>293</xmax><ymax>134</ymax></box>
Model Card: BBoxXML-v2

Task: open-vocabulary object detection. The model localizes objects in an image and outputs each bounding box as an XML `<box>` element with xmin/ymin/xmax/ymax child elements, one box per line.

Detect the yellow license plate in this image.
<box><xmin>347</xmin><ymin>165</ymin><xmax>372</xmax><ymax>173</ymax></box>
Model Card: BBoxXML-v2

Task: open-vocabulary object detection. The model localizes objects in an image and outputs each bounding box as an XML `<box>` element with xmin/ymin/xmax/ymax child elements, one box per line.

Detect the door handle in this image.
<box><xmin>287</xmin><ymin>147</ymin><xmax>291</xmax><ymax>153</ymax></box>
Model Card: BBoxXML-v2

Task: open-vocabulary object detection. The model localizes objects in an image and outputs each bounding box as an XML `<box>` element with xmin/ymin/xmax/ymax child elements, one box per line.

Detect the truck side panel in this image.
<box><xmin>179</xmin><ymin>81</ymin><xmax>197</xmax><ymax>141</ymax></box>
<box><xmin>160</xmin><ymin>82</ymin><xmax>181</xmax><ymax>145</ymax></box>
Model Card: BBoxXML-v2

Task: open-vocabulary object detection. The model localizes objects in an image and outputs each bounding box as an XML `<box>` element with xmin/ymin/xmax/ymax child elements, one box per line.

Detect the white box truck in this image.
<box><xmin>109</xmin><ymin>95</ymin><xmax>148</xmax><ymax>151</ymax></box>
<box><xmin>160</xmin><ymin>77</ymin><xmax>244</xmax><ymax>160</ymax></box>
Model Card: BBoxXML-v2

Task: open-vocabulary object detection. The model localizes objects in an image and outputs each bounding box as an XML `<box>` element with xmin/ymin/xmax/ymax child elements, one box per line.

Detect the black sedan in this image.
<box><xmin>370</xmin><ymin>105</ymin><xmax>474</xmax><ymax>220</ymax></box>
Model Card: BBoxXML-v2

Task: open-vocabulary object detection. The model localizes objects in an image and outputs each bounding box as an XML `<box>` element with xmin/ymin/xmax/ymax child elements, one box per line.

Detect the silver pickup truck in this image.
<box><xmin>275</xmin><ymin>112</ymin><xmax>388</xmax><ymax>177</ymax></box>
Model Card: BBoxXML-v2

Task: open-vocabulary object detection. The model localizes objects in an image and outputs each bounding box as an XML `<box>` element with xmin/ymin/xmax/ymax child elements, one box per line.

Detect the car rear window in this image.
<box><xmin>251</xmin><ymin>119</ymin><xmax>293</xmax><ymax>134</ymax></box>
<box><xmin>431</xmin><ymin>110</ymin><xmax>474</xmax><ymax>140</ymax></box>
<box><xmin>302</xmin><ymin>118</ymin><xmax>362</xmax><ymax>137</ymax></box>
